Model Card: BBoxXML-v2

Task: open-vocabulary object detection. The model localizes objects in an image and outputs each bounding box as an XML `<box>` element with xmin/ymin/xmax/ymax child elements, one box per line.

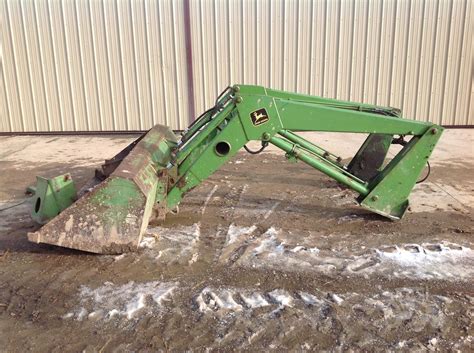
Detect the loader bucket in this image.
<box><xmin>28</xmin><ymin>125</ymin><xmax>178</xmax><ymax>254</ymax></box>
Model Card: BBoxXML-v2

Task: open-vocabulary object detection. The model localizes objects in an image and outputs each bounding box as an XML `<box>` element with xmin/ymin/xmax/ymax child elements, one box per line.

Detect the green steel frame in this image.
<box><xmin>29</xmin><ymin>84</ymin><xmax>443</xmax><ymax>254</ymax></box>
<box><xmin>168</xmin><ymin>85</ymin><xmax>442</xmax><ymax>220</ymax></box>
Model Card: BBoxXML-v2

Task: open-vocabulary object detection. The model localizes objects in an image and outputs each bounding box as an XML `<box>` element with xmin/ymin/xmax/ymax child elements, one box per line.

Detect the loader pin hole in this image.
<box><xmin>35</xmin><ymin>198</ymin><xmax>41</xmax><ymax>213</ymax></box>
<box><xmin>215</xmin><ymin>141</ymin><xmax>231</xmax><ymax>156</ymax></box>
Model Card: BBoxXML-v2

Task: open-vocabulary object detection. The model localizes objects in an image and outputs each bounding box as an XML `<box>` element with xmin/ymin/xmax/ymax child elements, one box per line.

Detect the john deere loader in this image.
<box><xmin>27</xmin><ymin>85</ymin><xmax>443</xmax><ymax>254</ymax></box>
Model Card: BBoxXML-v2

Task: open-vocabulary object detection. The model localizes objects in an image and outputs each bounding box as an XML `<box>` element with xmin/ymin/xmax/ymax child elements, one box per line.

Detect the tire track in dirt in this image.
<box><xmin>3</xmin><ymin>152</ymin><xmax>473</xmax><ymax>351</ymax></box>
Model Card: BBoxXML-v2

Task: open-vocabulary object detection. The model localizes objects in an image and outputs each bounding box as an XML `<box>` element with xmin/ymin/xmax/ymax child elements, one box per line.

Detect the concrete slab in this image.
<box><xmin>1</xmin><ymin>128</ymin><xmax>472</xmax><ymax>212</ymax></box>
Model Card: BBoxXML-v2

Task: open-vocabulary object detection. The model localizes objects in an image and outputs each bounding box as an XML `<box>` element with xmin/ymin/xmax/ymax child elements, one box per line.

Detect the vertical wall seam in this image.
<box><xmin>413</xmin><ymin>0</ymin><xmax>427</xmax><ymax>119</ymax></box>
<box><xmin>87</xmin><ymin>0</ymin><xmax>103</xmax><ymax>130</ymax></box>
<box><xmin>1</xmin><ymin>57</ymin><xmax>13</xmax><ymax>131</ymax></box>
<box><xmin>374</xmin><ymin>0</ymin><xmax>384</xmax><ymax>104</ymax></box>
<box><xmin>281</xmin><ymin>0</ymin><xmax>286</xmax><ymax>89</ymax></box>
<box><xmin>198</xmin><ymin>0</ymin><xmax>206</xmax><ymax>109</ymax></box>
<box><xmin>361</xmin><ymin>0</ymin><xmax>370</xmax><ymax>100</ymax></box>
<box><xmin>426</xmin><ymin>0</ymin><xmax>441</xmax><ymax>122</ymax></box>
<box><xmin>466</xmin><ymin>60</ymin><xmax>473</xmax><ymax>125</ymax></box>
<box><xmin>101</xmin><ymin>0</ymin><xmax>117</xmax><ymax>130</ymax></box>
<box><xmin>401</xmin><ymin>0</ymin><xmax>413</xmax><ymax>115</ymax></box>
<box><xmin>334</xmin><ymin>0</ymin><xmax>342</xmax><ymax>98</ymax></box>
<box><xmin>214</xmin><ymin>0</ymin><xmax>220</xmax><ymax>89</ymax></box>
<box><xmin>308</xmin><ymin>0</ymin><xmax>315</xmax><ymax>93</ymax></box>
<box><xmin>170</xmin><ymin>1</ymin><xmax>181</xmax><ymax>127</ymax></box>
<box><xmin>388</xmin><ymin>0</ymin><xmax>399</xmax><ymax>107</ymax></box>
<box><xmin>156</xmin><ymin>1</ymin><xmax>169</xmax><ymax>126</ymax></box>
<box><xmin>0</xmin><ymin>1</ymin><xmax>12</xmax><ymax>130</ymax></box>
<box><xmin>4</xmin><ymin>1</ymin><xmax>25</xmax><ymax>131</ymax></box>
<box><xmin>241</xmin><ymin>0</ymin><xmax>245</xmax><ymax>83</ymax></box>
<box><xmin>227</xmin><ymin>0</ymin><xmax>232</xmax><ymax>85</ymax></box>
<box><xmin>268</xmin><ymin>0</ymin><xmax>272</xmax><ymax>87</ymax></box>
<box><xmin>226</xmin><ymin>0</ymin><xmax>232</xmax><ymax>85</ymax></box>
<box><xmin>114</xmin><ymin>1</ymin><xmax>129</xmax><ymax>129</ymax></box>
<box><xmin>143</xmin><ymin>0</ymin><xmax>155</xmax><ymax>126</ymax></box>
<box><xmin>387</xmin><ymin>0</ymin><xmax>398</xmax><ymax>105</ymax></box>
<box><xmin>321</xmin><ymin>0</ymin><xmax>327</xmax><ymax>95</ymax></box>
<box><xmin>129</xmin><ymin>0</ymin><xmax>143</xmax><ymax>130</ymax></box>
<box><xmin>60</xmin><ymin>0</ymin><xmax>77</xmax><ymax>130</ymax></box>
<box><xmin>438</xmin><ymin>0</ymin><xmax>455</xmax><ymax>123</ymax></box>
<box><xmin>32</xmin><ymin>2</ymin><xmax>51</xmax><ymax>131</ymax></box>
<box><xmin>47</xmin><ymin>0</ymin><xmax>64</xmax><ymax>130</ymax></box>
<box><xmin>254</xmin><ymin>0</ymin><xmax>258</xmax><ymax>84</ymax></box>
<box><xmin>347</xmin><ymin>0</ymin><xmax>356</xmax><ymax>99</ymax></box>
<box><xmin>452</xmin><ymin>0</ymin><xmax>468</xmax><ymax>123</ymax></box>
<box><xmin>464</xmin><ymin>9</ymin><xmax>473</xmax><ymax>125</ymax></box>
<box><xmin>74</xmin><ymin>0</ymin><xmax>90</xmax><ymax>130</ymax></box>
<box><xmin>294</xmin><ymin>0</ymin><xmax>300</xmax><ymax>91</ymax></box>
<box><xmin>19</xmin><ymin>0</ymin><xmax>39</xmax><ymax>130</ymax></box>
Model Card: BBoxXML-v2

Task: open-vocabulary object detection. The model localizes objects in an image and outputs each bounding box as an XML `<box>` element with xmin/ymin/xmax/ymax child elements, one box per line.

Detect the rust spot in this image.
<box><xmin>177</xmin><ymin>177</ymin><xmax>187</xmax><ymax>188</ymax></box>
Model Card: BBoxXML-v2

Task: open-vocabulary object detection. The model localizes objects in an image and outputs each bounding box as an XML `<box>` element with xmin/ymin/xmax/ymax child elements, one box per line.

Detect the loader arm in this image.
<box><xmin>167</xmin><ymin>85</ymin><xmax>442</xmax><ymax>220</ymax></box>
<box><xmin>28</xmin><ymin>84</ymin><xmax>443</xmax><ymax>254</ymax></box>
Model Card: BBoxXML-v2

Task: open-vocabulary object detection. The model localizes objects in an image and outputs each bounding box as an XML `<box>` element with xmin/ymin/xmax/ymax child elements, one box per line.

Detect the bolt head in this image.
<box><xmin>232</xmin><ymin>85</ymin><xmax>240</xmax><ymax>92</ymax></box>
<box><xmin>371</xmin><ymin>195</ymin><xmax>379</xmax><ymax>202</ymax></box>
<box><xmin>235</xmin><ymin>96</ymin><xmax>243</xmax><ymax>103</ymax></box>
<box><xmin>262</xmin><ymin>132</ymin><xmax>271</xmax><ymax>141</ymax></box>
<box><xmin>431</xmin><ymin>128</ymin><xmax>438</xmax><ymax>135</ymax></box>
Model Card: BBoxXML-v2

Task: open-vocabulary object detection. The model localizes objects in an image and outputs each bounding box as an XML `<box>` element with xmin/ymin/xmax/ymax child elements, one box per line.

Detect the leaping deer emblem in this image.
<box><xmin>252</xmin><ymin>111</ymin><xmax>267</xmax><ymax>123</ymax></box>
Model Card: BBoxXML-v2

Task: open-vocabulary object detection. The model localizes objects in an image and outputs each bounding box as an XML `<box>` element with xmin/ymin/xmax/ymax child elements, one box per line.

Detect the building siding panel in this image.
<box><xmin>1</xmin><ymin>0</ymin><xmax>472</xmax><ymax>132</ymax></box>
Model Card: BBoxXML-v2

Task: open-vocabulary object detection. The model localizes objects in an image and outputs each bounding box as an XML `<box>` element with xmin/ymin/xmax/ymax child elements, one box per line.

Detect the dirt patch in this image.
<box><xmin>0</xmin><ymin>148</ymin><xmax>473</xmax><ymax>351</ymax></box>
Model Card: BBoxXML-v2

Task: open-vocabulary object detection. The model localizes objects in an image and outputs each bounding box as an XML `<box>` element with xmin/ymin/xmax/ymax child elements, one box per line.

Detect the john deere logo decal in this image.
<box><xmin>250</xmin><ymin>108</ymin><xmax>269</xmax><ymax>126</ymax></box>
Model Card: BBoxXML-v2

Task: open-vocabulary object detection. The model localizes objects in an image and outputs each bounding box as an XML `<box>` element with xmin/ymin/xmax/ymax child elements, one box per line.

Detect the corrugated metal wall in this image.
<box><xmin>1</xmin><ymin>0</ymin><xmax>191</xmax><ymax>132</ymax></box>
<box><xmin>1</xmin><ymin>0</ymin><xmax>472</xmax><ymax>132</ymax></box>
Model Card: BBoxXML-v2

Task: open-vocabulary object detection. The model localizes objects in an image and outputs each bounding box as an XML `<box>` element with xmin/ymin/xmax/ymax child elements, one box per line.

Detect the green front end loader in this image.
<box><xmin>28</xmin><ymin>85</ymin><xmax>443</xmax><ymax>254</ymax></box>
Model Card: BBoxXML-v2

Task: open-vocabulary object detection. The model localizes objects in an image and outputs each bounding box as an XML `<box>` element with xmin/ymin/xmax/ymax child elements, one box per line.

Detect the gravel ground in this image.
<box><xmin>0</xmin><ymin>130</ymin><xmax>472</xmax><ymax>352</ymax></box>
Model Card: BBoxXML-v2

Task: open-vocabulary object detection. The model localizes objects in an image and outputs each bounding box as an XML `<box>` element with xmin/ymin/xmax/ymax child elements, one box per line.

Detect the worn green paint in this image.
<box><xmin>32</xmin><ymin>85</ymin><xmax>444</xmax><ymax>253</ymax></box>
<box><xmin>167</xmin><ymin>115</ymin><xmax>249</xmax><ymax>208</ymax></box>
<box><xmin>29</xmin><ymin>125</ymin><xmax>176</xmax><ymax>254</ymax></box>
<box><xmin>30</xmin><ymin>174</ymin><xmax>77</xmax><ymax>224</ymax></box>
<box><xmin>169</xmin><ymin>84</ymin><xmax>443</xmax><ymax>220</ymax></box>
<box><xmin>278</xmin><ymin>130</ymin><xmax>345</xmax><ymax>168</ymax></box>
<box><xmin>90</xmin><ymin>177</ymin><xmax>146</xmax><ymax>223</ymax></box>
<box><xmin>269</xmin><ymin>136</ymin><xmax>369</xmax><ymax>195</ymax></box>
<box><xmin>359</xmin><ymin>128</ymin><xmax>443</xmax><ymax>219</ymax></box>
